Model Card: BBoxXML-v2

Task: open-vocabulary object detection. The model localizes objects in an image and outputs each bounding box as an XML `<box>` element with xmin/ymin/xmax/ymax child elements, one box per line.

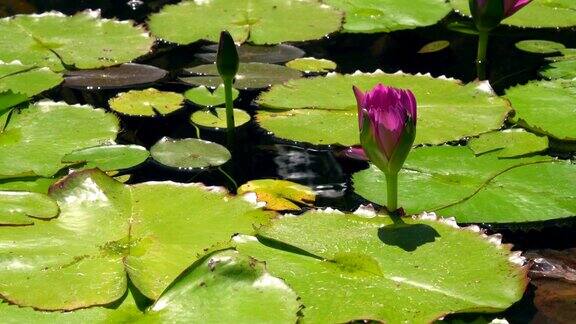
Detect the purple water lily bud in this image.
<box><xmin>353</xmin><ymin>84</ymin><xmax>417</xmax><ymax>175</ymax></box>
<box><xmin>503</xmin><ymin>0</ymin><xmax>532</xmax><ymax>17</ymax></box>
<box><xmin>469</xmin><ymin>0</ymin><xmax>532</xmax><ymax>31</ymax></box>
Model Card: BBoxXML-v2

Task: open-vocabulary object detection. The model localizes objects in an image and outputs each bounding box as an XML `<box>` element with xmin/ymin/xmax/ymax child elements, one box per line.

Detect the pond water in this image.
<box><xmin>1</xmin><ymin>0</ymin><xmax>576</xmax><ymax>323</ymax></box>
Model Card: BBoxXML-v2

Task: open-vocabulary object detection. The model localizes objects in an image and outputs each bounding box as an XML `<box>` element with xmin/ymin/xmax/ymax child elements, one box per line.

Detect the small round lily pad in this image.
<box><xmin>196</xmin><ymin>44</ymin><xmax>305</xmax><ymax>64</ymax></box>
<box><xmin>64</xmin><ymin>63</ymin><xmax>168</xmax><ymax>90</ymax></box>
<box><xmin>184</xmin><ymin>86</ymin><xmax>239</xmax><ymax>107</ymax></box>
<box><xmin>180</xmin><ymin>63</ymin><xmax>302</xmax><ymax>90</ymax></box>
<box><xmin>108</xmin><ymin>88</ymin><xmax>185</xmax><ymax>117</ymax></box>
<box><xmin>515</xmin><ymin>40</ymin><xmax>566</xmax><ymax>54</ymax></box>
<box><xmin>191</xmin><ymin>108</ymin><xmax>251</xmax><ymax>129</ymax></box>
<box><xmin>285</xmin><ymin>58</ymin><xmax>337</xmax><ymax>73</ymax></box>
<box><xmin>150</xmin><ymin>137</ymin><xmax>231</xmax><ymax>170</ymax></box>
<box><xmin>62</xmin><ymin>145</ymin><xmax>150</xmax><ymax>171</ymax></box>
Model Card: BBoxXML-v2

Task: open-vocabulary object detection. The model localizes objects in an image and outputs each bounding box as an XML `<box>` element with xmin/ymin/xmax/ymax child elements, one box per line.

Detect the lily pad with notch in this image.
<box><xmin>108</xmin><ymin>88</ymin><xmax>185</xmax><ymax>117</ymax></box>
<box><xmin>196</xmin><ymin>43</ymin><xmax>305</xmax><ymax>64</ymax></box>
<box><xmin>468</xmin><ymin>129</ymin><xmax>549</xmax><ymax>158</ymax></box>
<box><xmin>0</xmin><ymin>169</ymin><xmax>273</xmax><ymax>309</ymax></box>
<box><xmin>63</xmin><ymin>63</ymin><xmax>168</xmax><ymax>91</ymax></box>
<box><xmin>256</xmin><ymin>71</ymin><xmax>510</xmax><ymax>146</ymax></box>
<box><xmin>0</xmin><ymin>91</ymin><xmax>28</xmax><ymax>115</ymax></box>
<box><xmin>148</xmin><ymin>0</ymin><xmax>343</xmax><ymax>45</ymax></box>
<box><xmin>0</xmin><ymin>61</ymin><xmax>62</xmax><ymax>97</ymax></box>
<box><xmin>150</xmin><ymin>137</ymin><xmax>231</xmax><ymax>170</ymax></box>
<box><xmin>352</xmin><ymin>145</ymin><xmax>576</xmax><ymax>223</ymax></box>
<box><xmin>62</xmin><ymin>144</ymin><xmax>149</xmax><ymax>172</ymax></box>
<box><xmin>506</xmin><ymin>80</ymin><xmax>576</xmax><ymax>141</ymax></box>
<box><xmin>184</xmin><ymin>85</ymin><xmax>239</xmax><ymax>107</ymax></box>
<box><xmin>0</xmin><ymin>11</ymin><xmax>154</xmax><ymax>72</ymax></box>
<box><xmin>190</xmin><ymin>108</ymin><xmax>251</xmax><ymax>130</ymax></box>
<box><xmin>181</xmin><ymin>63</ymin><xmax>302</xmax><ymax>90</ymax></box>
<box><xmin>236</xmin><ymin>211</ymin><xmax>527</xmax><ymax>323</ymax></box>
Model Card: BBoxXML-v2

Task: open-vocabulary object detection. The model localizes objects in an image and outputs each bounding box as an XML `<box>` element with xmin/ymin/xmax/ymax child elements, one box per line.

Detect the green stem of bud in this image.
<box><xmin>476</xmin><ymin>30</ymin><xmax>490</xmax><ymax>81</ymax></box>
<box><xmin>385</xmin><ymin>171</ymin><xmax>398</xmax><ymax>214</ymax></box>
<box><xmin>223</xmin><ymin>77</ymin><xmax>235</xmax><ymax>148</ymax></box>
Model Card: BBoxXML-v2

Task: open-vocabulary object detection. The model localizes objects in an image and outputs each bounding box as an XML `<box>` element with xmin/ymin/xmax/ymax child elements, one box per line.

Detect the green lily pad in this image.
<box><xmin>506</xmin><ymin>80</ymin><xmax>576</xmax><ymax>141</ymax></box>
<box><xmin>450</xmin><ymin>0</ymin><xmax>576</xmax><ymax>28</ymax></box>
<box><xmin>196</xmin><ymin>44</ymin><xmax>305</xmax><ymax>64</ymax></box>
<box><xmin>418</xmin><ymin>40</ymin><xmax>451</xmax><ymax>54</ymax></box>
<box><xmin>285</xmin><ymin>57</ymin><xmax>337</xmax><ymax>73</ymax></box>
<box><xmin>0</xmin><ymin>101</ymin><xmax>119</xmax><ymax>178</ymax></box>
<box><xmin>0</xmin><ymin>191</ymin><xmax>59</xmax><ymax>226</ymax></box>
<box><xmin>0</xmin><ymin>291</ymin><xmax>143</xmax><ymax>323</ymax></box>
<box><xmin>63</xmin><ymin>63</ymin><xmax>168</xmax><ymax>91</ymax></box>
<box><xmin>540</xmin><ymin>58</ymin><xmax>576</xmax><ymax>80</ymax></box>
<box><xmin>184</xmin><ymin>86</ymin><xmax>239</xmax><ymax>107</ymax></box>
<box><xmin>0</xmin><ymin>61</ymin><xmax>62</xmax><ymax>96</ymax></box>
<box><xmin>0</xmin><ymin>169</ymin><xmax>272</xmax><ymax>309</ymax></box>
<box><xmin>108</xmin><ymin>88</ymin><xmax>185</xmax><ymax>117</ymax></box>
<box><xmin>236</xmin><ymin>211</ymin><xmax>527</xmax><ymax>323</ymax></box>
<box><xmin>468</xmin><ymin>129</ymin><xmax>549</xmax><ymax>158</ymax></box>
<box><xmin>238</xmin><ymin>179</ymin><xmax>316</xmax><ymax>211</ymax></box>
<box><xmin>352</xmin><ymin>145</ymin><xmax>576</xmax><ymax>223</ymax></box>
<box><xmin>181</xmin><ymin>63</ymin><xmax>302</xmax><ymax>90</ymax></box>
<box><xmin>0</xmin><ymin>90</ymin><xmax>28</xmax><ymax>115</ymax></box>
<box><xmin>515</xmin><ymin>40</ymin><xmax>566</xmax><ymax>54</ymax></box>
<box><xmin>146</xmin><ymin>250</ymin><xmax>300</xmax><ymax>323</ymax></box>
<box><xmin>150</xmin><ymin>137</ymin><xmax>231</xmax><ymax>170</ymax></box>
<box><xmin>148</xmin><ymin>0</ymin><xmax>343</xmax><ymax>45</ymax></box>
<box><xmin>0</xmin><ymin>177</ymin><xmax>56</xmax><ymax>194</ymax></box>
<box><xmin>62</xmin><ymin>145</ymin><xmax>149</xmax><ymax>171</ymax></box>
<box><xmin>257</xmin><ymin>71</ymin><xmax>510</xmax><ymax>146</ymax></box>
<box><xmin>0</xmin><ymin>11</ymin><xmax>154</xmax><ymax>72</ymax></box>
<box><xmin>324</xmin><ymin>0</ymin><xmax>451</xmax><ymax>33</ymax></box>
<box><xmin>190</xmin><ymin>108</ymin><xmax>251</xmax><ymax>129</ymax></box>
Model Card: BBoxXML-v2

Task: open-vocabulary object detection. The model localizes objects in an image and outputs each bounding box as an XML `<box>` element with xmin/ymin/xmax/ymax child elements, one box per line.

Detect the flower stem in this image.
<box><xmin>476</xmin><ymin>30</ymin><xmax>490</xmax><ymax>81</ymax></box>
<box><xmin>223</xmin><ymin>77</ymin><xmax>235</xmax><ymax>148</ymax></box>
<box><xmin>386</xmin><ymin>172</ymin><xmax>398</xmax><ymax>214</ymax></box>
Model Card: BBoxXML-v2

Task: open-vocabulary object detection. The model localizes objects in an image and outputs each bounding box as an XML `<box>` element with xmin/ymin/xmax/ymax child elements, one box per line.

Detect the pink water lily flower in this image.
<box><xmin>503</xmin><ymin>0</ymin><xmax>532</xmax><ymax>17</ymax></box>
<box><xmin>353</xmin><ymin>84</ymin><xmax>417</xmax><ymax>175</ymax></box>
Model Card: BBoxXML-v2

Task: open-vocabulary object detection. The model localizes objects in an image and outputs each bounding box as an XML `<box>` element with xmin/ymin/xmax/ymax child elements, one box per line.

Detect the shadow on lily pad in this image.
<box><xmin>378</xmin><ymin>223</ymin><xmax>440</xmax><ymax>252</ymax></box>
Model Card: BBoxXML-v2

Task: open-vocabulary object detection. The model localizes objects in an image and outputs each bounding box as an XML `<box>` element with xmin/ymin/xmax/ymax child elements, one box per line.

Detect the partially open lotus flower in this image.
<box><xmin>353</xmin><ymin>84</ymin><xmax>417</xmax><ymax>213</ymax></box>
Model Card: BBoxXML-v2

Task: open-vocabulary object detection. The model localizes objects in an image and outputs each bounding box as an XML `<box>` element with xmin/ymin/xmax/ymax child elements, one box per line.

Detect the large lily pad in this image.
<box><xmin>0</xmin><ymin>90</ymin><xmax>28</xmax><ymax>115</ymax></box>
<box><xmin>540</xmin><ymin>58</ymin><xmax>576</xmax><ymax>81</ymax></box>
<box><xmin>0</xmin><ymin>169</ymin><xmax>272</xmax><ymax>309</ymax></box>
<box><xmin>0</xmin><ymin>11</ymin><xmax>154</xmax><ymax>71</ymax></box>
<box><xmin>450</xmin><ymin>0</ymin><xmax>576</xmax><ymax>28</ymax></box>
<box><xmin>236</xmin><ymin>211</ymin><xmax>527</xmax><ymax>323</ymax></box>
<box><xmin>146</xmin><ymin>250</ymin><xmax>300</xmax><ymax>323</ymax></box>
<box><xmin>148</xmin><ymin>0</ymin><xmax>343</xmax><ymax>45</ymax></box>
<box><xmin>181</xmin><ymin>63</ymin><xmax>302</xmax><ymax>90</ymax></box>
<box><xmin>0</xmin><ymin>101</ymin><xmax>119</xmax><ymax>178</ymax></box>
<box><xmin>257</xmin><ymin>71</ymin><xmax>510</xmax><ymax>146</ymax></box>
<box><xmin>506</xmin><ymin>80</ymin><xmax>576</xmax><ymax>141</ymax></box>
<box><xmin>324</xmin><ymin>0</ymin><xmax>451</xmax><ymax>33</ymax></box>
<box><xmin>0</xmin><ymin>61</ymin><xmax>62</xmax><ymax>96</ymax></box>
<box><xmin>150</xmin><ymin>137</ymin><xmax>231</xmax><ymax>170</ymax></box>
<box><xmin>352</xmin><ymin>146</ymin><xmax>576</xmax><ymax>223</ymax></box>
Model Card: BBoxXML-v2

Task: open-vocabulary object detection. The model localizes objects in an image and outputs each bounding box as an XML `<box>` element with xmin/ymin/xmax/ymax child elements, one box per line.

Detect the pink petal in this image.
<box><xmin>353</xmin><ymin>86</ymin><xmax>366</xmax><ymax>130</ymax></box>
<box><xmin>342</xmin><ymin>146</ymin><xmax>368</xmax><ymax>161</ymax></box>
<box><xmin>504</xmin><ymin>0</ymin><xmax>532</xmax><ymax>17</ymax></box>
